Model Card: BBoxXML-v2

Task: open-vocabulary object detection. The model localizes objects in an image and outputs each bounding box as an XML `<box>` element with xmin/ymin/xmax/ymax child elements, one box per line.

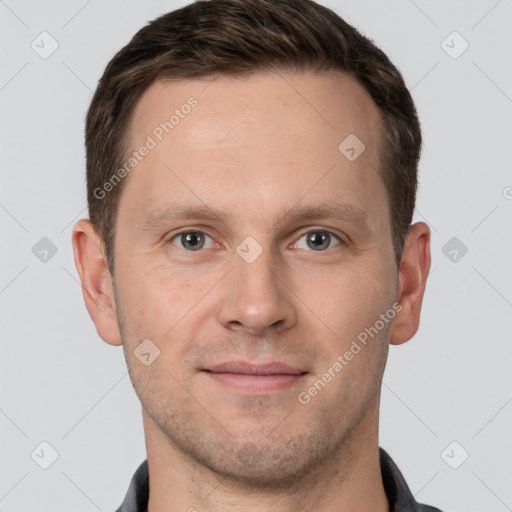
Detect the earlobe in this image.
<box><xmin>71</xmin><ymin>219</ymin><xmax>123</xmax><ymax>346</ymax></box>
<box><xmin>389</xmin><ymin>222</ymin><xmax>431</xmax><ymax>346</ymax></box>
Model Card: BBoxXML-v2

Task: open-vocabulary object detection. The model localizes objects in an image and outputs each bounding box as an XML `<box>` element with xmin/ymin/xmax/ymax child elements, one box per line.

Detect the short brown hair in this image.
<box><xmin>85</xmin><ymin>0</ymin><xmax>421</xmax><ymax>275</ymax></box>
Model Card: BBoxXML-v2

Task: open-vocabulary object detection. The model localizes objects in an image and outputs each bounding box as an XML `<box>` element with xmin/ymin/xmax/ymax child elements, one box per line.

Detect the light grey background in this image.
<box><xmin>1</xmin><ymin>1</ymin><xmax>511</xmax><ymax>511</ymax></box>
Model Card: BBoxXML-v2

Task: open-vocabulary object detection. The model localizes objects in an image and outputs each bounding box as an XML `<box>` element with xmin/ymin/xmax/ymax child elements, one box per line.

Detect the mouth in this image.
<box><xmin>202</xmin><ymin>361</ymin><xmax>308</xmax><ymax>393</ymax></box>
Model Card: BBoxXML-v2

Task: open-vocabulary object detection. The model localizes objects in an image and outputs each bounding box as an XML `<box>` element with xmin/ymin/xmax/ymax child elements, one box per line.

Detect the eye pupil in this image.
<box><xmin>306</xmin><ymin>231</ymin><xmax>330</xmax><ymax>251</ymax></box>
<box><xmin>182</xmin><ymin>231</ymin><xmax>204</xmax><ymax>250</ymax></box>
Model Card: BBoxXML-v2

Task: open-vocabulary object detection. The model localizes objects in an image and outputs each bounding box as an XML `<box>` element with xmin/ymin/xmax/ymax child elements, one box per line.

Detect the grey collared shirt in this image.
<box><xmin>115</xmin><ymin>447</ymin><xmax>444</xmax><ymax>512</ymax></box>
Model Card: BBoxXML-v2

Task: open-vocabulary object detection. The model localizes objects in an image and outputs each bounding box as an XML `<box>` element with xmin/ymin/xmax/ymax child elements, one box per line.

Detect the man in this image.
<box><xmin>71</xmin><ymin>0</ymin><xmax>441</xmax><ymax>510</ymax></box>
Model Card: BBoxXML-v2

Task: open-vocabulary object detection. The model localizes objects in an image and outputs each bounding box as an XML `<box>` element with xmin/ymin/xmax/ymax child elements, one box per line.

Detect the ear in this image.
<box><xmin>71</xmin><ymin>219</ymin><xmax>122</xmax><ymax>346</ymax></box>
<box><xmin>390</xmin><ymin>221</ymin><xmax>431</xmax><ymax>345</ymax></box>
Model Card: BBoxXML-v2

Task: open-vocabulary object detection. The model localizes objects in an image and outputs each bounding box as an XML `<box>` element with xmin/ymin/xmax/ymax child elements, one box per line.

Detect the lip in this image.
<box><xmin>205</xmin><ymin>361</ymin><xmax>306</xmax><ymax>375</ymax></box>
<box><xmin>202</xmin><ymin>361</ymin><xmax>308</xmax><ymax>393</ymax></box>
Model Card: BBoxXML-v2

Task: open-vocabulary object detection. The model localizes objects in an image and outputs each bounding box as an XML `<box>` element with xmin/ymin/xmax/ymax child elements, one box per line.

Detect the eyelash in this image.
<box><xmin>168</xmin><ymin>229</ymin><xmax>344</xmax><ymax>252</ymax></box>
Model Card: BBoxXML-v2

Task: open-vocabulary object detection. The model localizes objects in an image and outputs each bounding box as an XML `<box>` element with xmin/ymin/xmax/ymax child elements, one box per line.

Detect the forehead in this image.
<box><xmin>130</xmin><ymin>70</ymin><xmax>381</xmax><ymax>148</ymax></box>
<box><xmin>120</xmin><ymin>70</ymin><xmax>387</xmax><ymax>230</ymax></box>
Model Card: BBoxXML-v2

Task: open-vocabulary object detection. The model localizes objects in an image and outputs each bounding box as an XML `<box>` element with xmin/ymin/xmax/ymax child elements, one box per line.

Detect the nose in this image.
<box><xmin>215</xmin><ymin>246</ymin><xmax>298</xmax><ymax>336</ymax></box>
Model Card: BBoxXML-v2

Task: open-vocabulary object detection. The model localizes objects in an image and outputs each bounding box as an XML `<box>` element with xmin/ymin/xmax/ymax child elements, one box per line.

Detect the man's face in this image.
<box><xmin>112</xmin><ymin>70</ymin><xmax>398</xmax><ymax>484</ymax></box>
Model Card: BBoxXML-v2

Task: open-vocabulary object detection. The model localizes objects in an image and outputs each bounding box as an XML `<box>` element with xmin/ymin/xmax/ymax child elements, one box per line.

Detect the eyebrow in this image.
<box><xmin>139</xmin><ymin>201</ymin><xmax>370</xmax><ymax>233</ymax></box>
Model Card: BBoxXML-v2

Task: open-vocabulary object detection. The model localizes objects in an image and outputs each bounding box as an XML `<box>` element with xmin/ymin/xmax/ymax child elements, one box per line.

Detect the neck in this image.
<box><xmin>143</xmin><ymin>401</ymin><xmax>389</xmax><ymax>512</ymax></box>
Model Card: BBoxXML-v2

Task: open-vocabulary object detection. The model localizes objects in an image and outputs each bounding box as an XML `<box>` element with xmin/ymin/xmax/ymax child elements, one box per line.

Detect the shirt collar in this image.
<box><xmin>116</xmin><ymin>447</ymin><xmax>441</xmax><ymax>512</ymax></box>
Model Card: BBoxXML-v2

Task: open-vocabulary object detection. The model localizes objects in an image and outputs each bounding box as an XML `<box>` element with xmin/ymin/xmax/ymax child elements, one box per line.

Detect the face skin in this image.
<box><xmin>72</xmin><ymin>70</ymin><xmax>430</xmax><ymax>512</ymax></box>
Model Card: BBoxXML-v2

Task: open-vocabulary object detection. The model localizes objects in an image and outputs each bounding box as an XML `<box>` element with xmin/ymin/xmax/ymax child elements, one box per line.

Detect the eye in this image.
<box><xmin>170</xmin><ymin>231</ymin><xmax>215</xmax><ymax>251</ymax></box>
<box><xmin>293</xmin><ymin>230</ymin><xmax>341</xmax><ymax>251</ymax></box>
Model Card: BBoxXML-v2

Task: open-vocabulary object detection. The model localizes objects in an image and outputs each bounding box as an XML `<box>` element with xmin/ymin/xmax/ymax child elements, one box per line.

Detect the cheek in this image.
<box><xmin>115</xmin><ymin>260</ymin><xmax>197</xmax><ymax>343</ymax></box>
<box><xmin>117</xmin><ymin>269</ymin><xmax>199</xmax><ymax>396</ymax></box>
<box><xmin>305</xmin><ymin>257</ymin><xmax>393</xmax><ymax>344</ymax></box>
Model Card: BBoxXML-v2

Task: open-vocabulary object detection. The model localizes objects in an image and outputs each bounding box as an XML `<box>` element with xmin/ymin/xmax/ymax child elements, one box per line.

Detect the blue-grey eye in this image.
<box><xmin>171</xmin><ymin>231</ymin><xmax>214</xmax><ymax>251</ymax></box>
<box><xmin>295</xmin><ymin>230</ymin><xmax>341</xmax><ymax>251</ymax></box>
